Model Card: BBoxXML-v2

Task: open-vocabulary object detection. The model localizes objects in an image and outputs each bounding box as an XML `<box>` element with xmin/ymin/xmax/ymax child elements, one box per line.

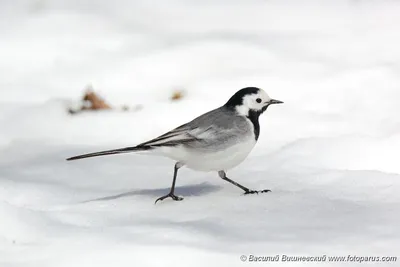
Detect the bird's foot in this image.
<box><xmin>155</xmin><ymin>193</ymin><xmax>184</xmax><ymax>204</ymax></box>
<box><xmin>243</xmin><ymin>189</ymin><xmax>271</xmax><ymax>195</ymax></box>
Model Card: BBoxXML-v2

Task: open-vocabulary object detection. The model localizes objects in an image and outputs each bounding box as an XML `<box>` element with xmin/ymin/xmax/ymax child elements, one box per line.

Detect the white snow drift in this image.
<box><xmin>1</xmin><ymin>1</ymin><xmax>400</xmax><ymax>266</ymax></box>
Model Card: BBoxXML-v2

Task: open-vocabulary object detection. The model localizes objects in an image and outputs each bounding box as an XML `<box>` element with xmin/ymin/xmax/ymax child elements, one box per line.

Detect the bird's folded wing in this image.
<box><xmin>137</xmin><ymin>123</ymin><xmax>228</xmax><ymax>148</ymax></box>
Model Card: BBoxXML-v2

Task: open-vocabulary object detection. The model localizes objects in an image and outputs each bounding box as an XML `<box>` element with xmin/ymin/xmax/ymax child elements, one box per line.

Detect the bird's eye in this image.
<box><xmin>256</xmin><ymin>98</ymin><xmax>262</xmax><ymax>103</ymax></box>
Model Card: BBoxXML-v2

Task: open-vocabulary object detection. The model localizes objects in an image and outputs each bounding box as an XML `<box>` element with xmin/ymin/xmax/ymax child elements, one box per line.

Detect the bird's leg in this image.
<box><xmin>218</xmin><ymin>170</ymin><xmax>271</xmax><ymax>195</ymax></box>
<box><xmin>155</xmin><ymin>162</ymin><xmax>184</xmax><ymax>204</ymax></box>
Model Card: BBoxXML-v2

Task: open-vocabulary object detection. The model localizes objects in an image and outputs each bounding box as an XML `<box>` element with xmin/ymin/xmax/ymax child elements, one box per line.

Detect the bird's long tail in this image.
<box><xmin>66</xmin><ymin>145</ymin><xmax>152</xmax><ymax>161</ymax></box>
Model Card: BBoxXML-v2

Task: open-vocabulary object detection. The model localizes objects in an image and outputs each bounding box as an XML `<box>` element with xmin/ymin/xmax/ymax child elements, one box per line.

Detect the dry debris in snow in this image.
<box><xmin>68</xmin><ymin>85</ymin><xmax>143</xmax><ymax>114</ymax></box>
<box><xmin>170</xmin><ymin>89</ymin><xmax>186</xmax><ymax>101</ymax></box>
<box><xmin>68</xmin><ymin>86</ymin><xmax>187</xmax><ymax>115</ymax></box>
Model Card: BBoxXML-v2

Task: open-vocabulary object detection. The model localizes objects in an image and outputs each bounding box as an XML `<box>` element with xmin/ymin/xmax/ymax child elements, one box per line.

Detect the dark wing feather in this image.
<box><xmin>138</xmin><ymin>124</ymin><xmax>202</xmax><ymax>147</ymax></box>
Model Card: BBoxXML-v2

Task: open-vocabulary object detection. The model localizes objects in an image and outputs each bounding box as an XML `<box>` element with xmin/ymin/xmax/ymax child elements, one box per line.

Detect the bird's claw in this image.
<box><xmin>243</xmin><ymin>189</ymin><xmax>271</xmax><ymax>195</ymax></box>
<box><xmin>155</xmin><ymin>193</ymin><xmax>184</xmax><ymax>204</ymax></box>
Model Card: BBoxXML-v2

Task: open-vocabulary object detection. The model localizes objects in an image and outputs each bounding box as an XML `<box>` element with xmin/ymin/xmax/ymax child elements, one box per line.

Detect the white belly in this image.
<box><xmin>160</xmin><ymin>136</ymin><xmax>257</xmax><ymax>171</ymax></box>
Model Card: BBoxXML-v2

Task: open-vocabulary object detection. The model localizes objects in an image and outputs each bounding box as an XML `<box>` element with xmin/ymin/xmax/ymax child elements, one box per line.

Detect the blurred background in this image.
<box><xmin>1</xmin><ymin>1</ymin><xmax>400</xmax><ymax>266</ymax></box>
<box><xmin>1</xmin><ymin>0</ymin><xmax>400</xmax><ymax>169</ymax></box>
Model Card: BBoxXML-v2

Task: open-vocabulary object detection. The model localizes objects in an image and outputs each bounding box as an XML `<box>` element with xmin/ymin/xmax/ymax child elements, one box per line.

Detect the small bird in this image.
<box><xmin>67</xmin><ymin>87</ymin><xmax>283</xmax><ymax>203</ymax></box>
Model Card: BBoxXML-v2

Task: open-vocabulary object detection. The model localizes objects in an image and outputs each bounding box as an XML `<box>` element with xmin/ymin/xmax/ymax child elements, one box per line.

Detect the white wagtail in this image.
<box><xmin>67</xmin><ymin>87</ymin><xmax>283</xmax><ymax>203</ymax></box>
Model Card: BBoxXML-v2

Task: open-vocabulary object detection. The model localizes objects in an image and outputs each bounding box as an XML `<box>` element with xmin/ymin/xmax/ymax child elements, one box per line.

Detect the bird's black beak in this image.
<box><xmin>261</xmin><ymin>98</ymin><xmax>283</xmax><ymax>113</ymax></box>
<box><xmin>268</xmin><ymin>99</ymin><xmax>284</xmax><ymax>105</ymax></box>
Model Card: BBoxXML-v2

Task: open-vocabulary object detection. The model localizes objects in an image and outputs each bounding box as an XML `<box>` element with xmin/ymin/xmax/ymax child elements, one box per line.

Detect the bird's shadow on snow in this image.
<box><xmin>82</xmin><ymin>182</ymin><xmax>221</xmax><ymax>203</ymax></box>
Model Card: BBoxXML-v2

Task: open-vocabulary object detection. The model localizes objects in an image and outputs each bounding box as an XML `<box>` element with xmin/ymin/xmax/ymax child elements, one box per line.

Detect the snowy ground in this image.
<box><xmin>1</xmin><ymin>1</ymin><xmax>400</xmax><ymax>266</ymax></box>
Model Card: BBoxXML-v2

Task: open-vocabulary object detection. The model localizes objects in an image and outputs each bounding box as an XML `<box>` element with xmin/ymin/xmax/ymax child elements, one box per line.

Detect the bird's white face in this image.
<box><xmin>236</xmin><ymin>89</ymin><xmax>271</xmax><ymax>116</ymax></box>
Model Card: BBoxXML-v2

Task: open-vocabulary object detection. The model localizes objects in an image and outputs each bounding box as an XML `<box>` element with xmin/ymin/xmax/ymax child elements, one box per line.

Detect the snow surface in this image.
<box><xmin>1</xmin><ymin>0</ymin><xmax>400</xmax><ymax>266</ymax></box>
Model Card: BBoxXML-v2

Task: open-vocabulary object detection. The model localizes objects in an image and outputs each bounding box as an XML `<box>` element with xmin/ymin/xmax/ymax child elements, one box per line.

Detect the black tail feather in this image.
<box><xmin>66</xmin><ymin>145</ymin><xmax>152</xmax><ymax>161</ymax></box>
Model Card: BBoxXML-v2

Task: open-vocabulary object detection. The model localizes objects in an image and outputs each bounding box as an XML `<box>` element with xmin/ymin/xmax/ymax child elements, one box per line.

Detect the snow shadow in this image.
<box><xmin>82</xmin><ymin>182</ymin><xmax>221</xmax><ymax>203</ymax></box>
